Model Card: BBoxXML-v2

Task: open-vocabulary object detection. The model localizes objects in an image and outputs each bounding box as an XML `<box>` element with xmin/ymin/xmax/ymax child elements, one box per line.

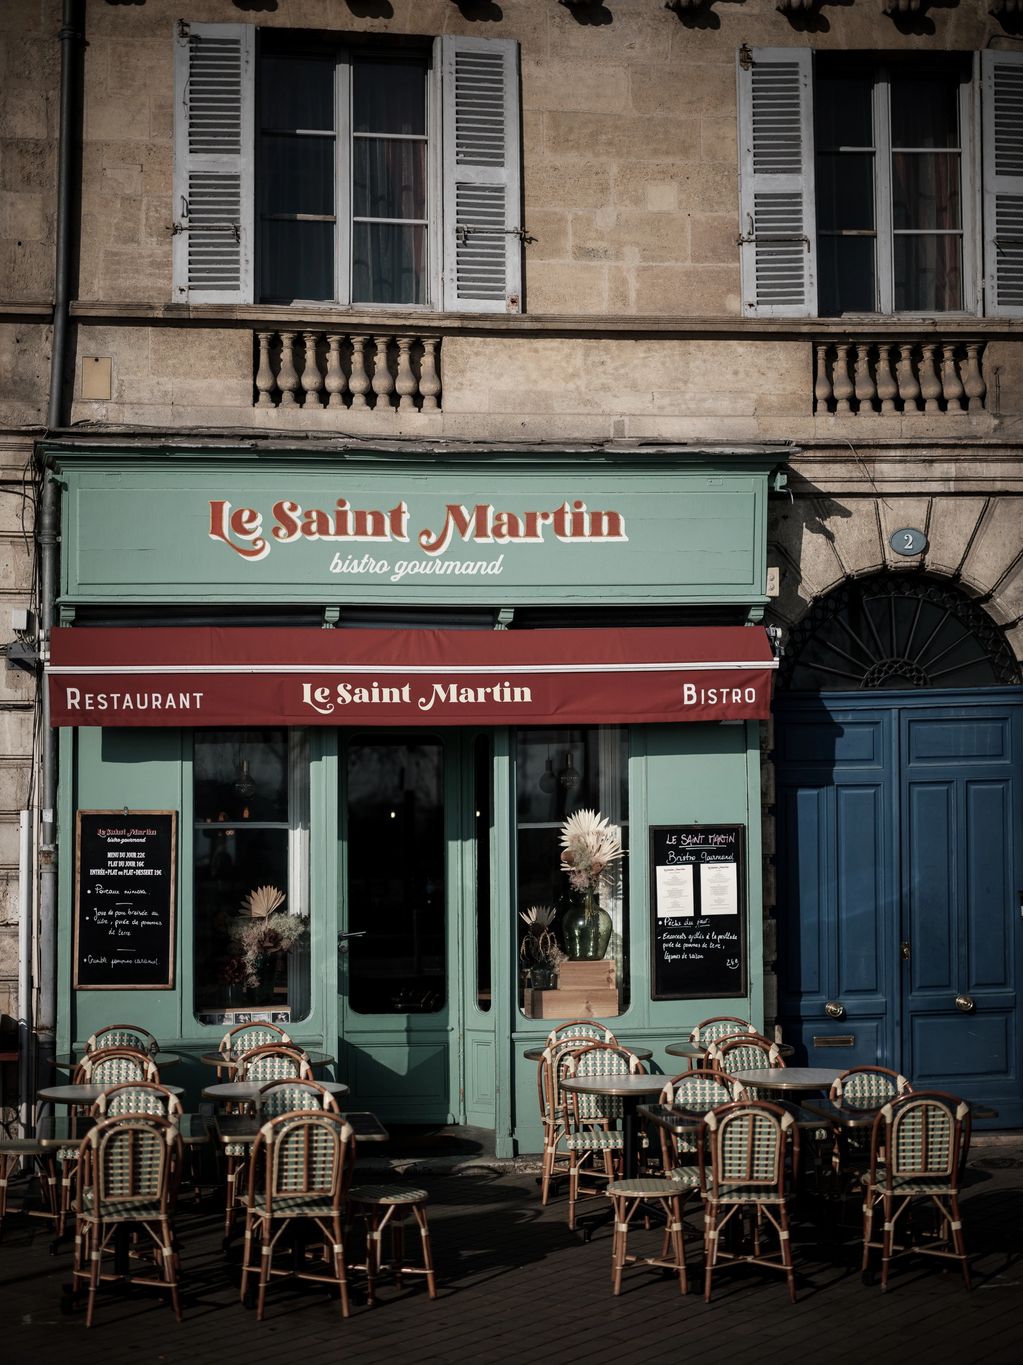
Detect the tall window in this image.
<box><xmin>257</xmin><ymin>40</ymin><xmax>429</xmax><ymax>305</ymax></box>
<box><xmin>515</xmin><ymin>728</ymin><xmax>629</xmax><ymax>1019</ymax></box>
<box><xmin>815</xmin><ymin>58</ymin><xmax>968</xmax><ymax>316</ymax></box>
<box><xmin>192</xmin><ymin>731</ymin><xmax>310</xmax><ymax>1024</ymax></box>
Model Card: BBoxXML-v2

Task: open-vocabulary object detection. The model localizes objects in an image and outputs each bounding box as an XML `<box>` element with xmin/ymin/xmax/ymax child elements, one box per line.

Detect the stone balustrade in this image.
<box><xmin>253</xmin><ymin>331</ymin><xmax>441</xmax><ymax>412</ymax></box>
<box><xmin>813</xmin><ymin>338</ymin><xmax>987</xmax><ymax>416</ymax></box>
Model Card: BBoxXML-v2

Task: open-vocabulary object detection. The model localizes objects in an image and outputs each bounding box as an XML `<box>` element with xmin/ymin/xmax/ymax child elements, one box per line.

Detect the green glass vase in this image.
<box><xmin>561</xmin><ymin>893</ymin><xmax>613</xmax><ymax>961</ymax></box>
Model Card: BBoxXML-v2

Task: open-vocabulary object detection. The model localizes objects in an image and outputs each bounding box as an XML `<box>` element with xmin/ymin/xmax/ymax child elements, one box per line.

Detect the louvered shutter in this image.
<box><xmin>439</xmin><ymin>36</ymin><xmax>522</xmax><ymax>314</ymax></box>
<box><xmin>982</xmin><ymin>50</ymin><xmax>1023</xmax><ymax>317</ymax></box>
<box><xmin>172</xmin><ymin>22</ymin><xmax>254</xmax><ymax>303</ymax></box>
<box><xmin>736</xmin><ymin>48</ymin><xmax>816</xmax><ymax>318</ymax></box>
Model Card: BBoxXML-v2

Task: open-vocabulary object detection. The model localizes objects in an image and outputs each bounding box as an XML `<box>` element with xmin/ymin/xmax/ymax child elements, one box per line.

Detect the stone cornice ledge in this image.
<box><xmin>65</xmin><ymin>302</ymin><xmax>1023</xmax><ymax>339</ymax></box>
<box><xmin>0</xmin><ymin>302</ymin><xmax>54</xmax><ymax>318</ymax></box>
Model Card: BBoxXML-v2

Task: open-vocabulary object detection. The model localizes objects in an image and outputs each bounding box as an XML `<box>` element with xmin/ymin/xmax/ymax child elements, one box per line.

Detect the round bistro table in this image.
<box><xmin>560</xmin><ymin>1072</ymin><xmax>667</xmax><ymax>1181</ymax></box>
<box><xmin>665</xmin><ymin>1040</ymin><xmax>795</xmax><ymax>1066</ymax></box>
<box><xmin>729</xmin><ymin>1066</ymin><xmax>844</xmax><ymax>1096</ymax></box>
<box><xmin>522</xmin><ymin>1044</ymin><xmax>653</xmax><ymax>1064</ymax></box>
<box><xmin>37</xmin><ymin>1082</ymin><xmax>185</xmax><ymax>1107</ymax></box>
<box><xmin>201</xmin><ymin>1080</ymin><xmax>350</xmax><ymax>1109</ymax></box>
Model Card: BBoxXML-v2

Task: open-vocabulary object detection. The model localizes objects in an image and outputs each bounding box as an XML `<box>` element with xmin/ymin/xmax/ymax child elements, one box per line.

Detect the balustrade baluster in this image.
<box><xmin>963</xmin><ymin>342</ymin><xmax>986</xmax><ymax>412</ymax></box>
<box><xmin>832</xmin><ymin>343</ymin><xmax>854</xmax><ymax>414</ymax></box>
<box><xmin>349</xmin><ymin>335</ymin><xmax>370</xmax><ymax>409</ymax></box>
<box><xmin>896</xmin><ymin>343</ymin><xmax>921</xmax><ymax>412</ymax></box>
<box><xmin>300</xmin><ymin>332</ymin><xmax>324</xmax><ymax>407</ymax></box>
<box><xmin>875</xmin><ymin>343</ymin><xmax>898</xmax><ymax>414</ymax></box>
<box><xmin>371</xmin><ymin>336</ymin><xmax>396</xmax><ymax>409</ymax></box>
<box><xmin>919</xmin><ymin>342</ymin><xmax>942</xmax><ymax>412</ymax></box>
<box><xmin>255</xmin><ymin>331</ymin><xmax>275</xmax><ymax>407</ymax></box>
<box><xmin>324</xmin><ymin>334</ymin><xmax>348</xmax><ymax>408</ymax></box>
<box><xmin>276</xmin><ymin>332</ymin><xmax>300</xmax><ymax>407</ymax></box>
<box><xmin>854</xmin><ymin>343</ymin><xmax>877</xmax><ymax>413</ymax></box>
<box><xmin>814</xmin><ymin>343</ymin><xmax>833</xmax><ymax>413</ymax></box>
<box><xmin>395</xmin><ymin>336</ymin><xmax>418</xmax><ymax>410</ymax></box>
<box><xmin>940</xmin><ymin>343</ymin><xmax>965</xmax><ymax>412</ymax></box>
<box><xmin>419</xmin><ymin>338</ymin><xmax>441</xmax><ymax>411</ymax></box>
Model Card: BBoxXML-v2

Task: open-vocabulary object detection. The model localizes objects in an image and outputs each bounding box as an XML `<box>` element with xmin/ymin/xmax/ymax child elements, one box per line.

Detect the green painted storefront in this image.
<box><xmin>47</xmin><ymin>443</ymin><xmax>784</xmax><ymax>1156</ymax></box>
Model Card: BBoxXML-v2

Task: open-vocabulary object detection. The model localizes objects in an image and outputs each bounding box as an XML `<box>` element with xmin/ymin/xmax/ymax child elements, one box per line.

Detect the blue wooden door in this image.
<box><xmin>776</xmin><ymin>690</ymin><xmax>1023</xmax><ymax>1125</ymax></box>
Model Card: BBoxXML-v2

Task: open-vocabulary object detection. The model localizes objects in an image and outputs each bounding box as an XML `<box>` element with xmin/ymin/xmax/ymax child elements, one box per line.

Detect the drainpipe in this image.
<box><xmin>36</xmin><ymin>0</ymin><xmax>82</xmax><ymax>1078</ymax></box>
<box><xmin>18</xmin><ymin>812</ymin><xmax>33</xmax><ymax>1136</ymax></box>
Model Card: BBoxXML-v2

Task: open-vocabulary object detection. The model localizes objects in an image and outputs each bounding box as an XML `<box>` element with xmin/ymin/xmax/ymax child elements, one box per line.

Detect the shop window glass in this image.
<box><xmin>193</xmin><ymin>730</ymin><xmax>310</xmax><ymax>1024</ymax></box>
<box><xmin>515</xmin><ymin>728</ymin><xmax>629</xmax><ymax>1019</ymax></box>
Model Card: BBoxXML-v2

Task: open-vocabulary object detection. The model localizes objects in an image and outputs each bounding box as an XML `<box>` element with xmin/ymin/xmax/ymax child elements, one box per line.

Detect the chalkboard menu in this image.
<box><xmin>74</xmin><ymin>811</ymin><xmax>177</xmax><ymax>990</ymax></box>
<box><xmin>650</xmin><ymin>824</ymin><xmax>746</xmax><ymax>1000</ymax></box>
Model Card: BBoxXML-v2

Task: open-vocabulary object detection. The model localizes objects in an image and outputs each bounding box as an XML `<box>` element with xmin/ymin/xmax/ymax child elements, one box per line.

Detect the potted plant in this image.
<box><xmin>519</xmin><ymin>904</ymin><xmax>566</xmax><ymax>990</ymax></box>
<box><xmin>227</xmin><ymin>884</ymin><xmax>306</xmax><ymax>1003</ymax></box>
<box><xmin>559</xmin><ymin>808</ymin><xmax>623</xmax><ymax>960</ymax></box>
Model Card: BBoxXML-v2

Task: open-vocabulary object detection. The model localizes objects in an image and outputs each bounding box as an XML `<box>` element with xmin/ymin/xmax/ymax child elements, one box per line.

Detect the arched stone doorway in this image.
<box><xmin>772</xmin><ymin>573</ymin><xmax>1023</xmax><ymax>1125</ymax></box>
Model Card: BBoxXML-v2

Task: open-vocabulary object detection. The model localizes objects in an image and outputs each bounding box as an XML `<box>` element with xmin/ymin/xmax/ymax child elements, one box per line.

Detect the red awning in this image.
<box><xmin>48</xmin><ymin>625</ymin><xmax>777</xmax><ymax>728</ymax></box>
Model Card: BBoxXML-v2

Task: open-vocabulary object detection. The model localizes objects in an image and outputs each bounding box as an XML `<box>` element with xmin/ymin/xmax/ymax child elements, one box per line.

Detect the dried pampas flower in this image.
<box><xmin>242</xmin><ymin>884</ymin><xmax>286</xmax><ymax>919</ymax></box>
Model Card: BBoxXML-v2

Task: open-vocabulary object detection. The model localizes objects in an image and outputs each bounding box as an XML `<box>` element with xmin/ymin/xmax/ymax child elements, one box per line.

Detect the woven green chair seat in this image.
<box><xmin>348</xmin><ymin>1184</ymin><xmax>428</xmax><ymax>1206</ymax></box>
<box><xmin>665</xmin><ymin>1166</ymin><xmax>702</xmax><ymax>1190</ymax></box>
<box><xmin>566</xmin><ymin>1130</ymin><xmax>624</xmax><ymax>1152</ymax></box>
<box><xmin>607</xmin><ymin>1177</ymin><xmax>683</xmax><ymax>1199</ymax></box>
<box><xmin>862</xmin><ymin>1171</ymin><xmax>955</xmax><ymax>1195</ymax></box>
<box><xmin>77</xmin><ymin>1191</ymin><xmax>165</xmax><ymax>1220</ymax></box>
<box><xmin>246</xmin><ymin>1192</ymin><xmax>340</xmax><ymax>1217</ymax></box>
<box><xmin>712</xmin><ymin>1183</ymin><xmax>786</xmax><ymax>1204</ymax></box>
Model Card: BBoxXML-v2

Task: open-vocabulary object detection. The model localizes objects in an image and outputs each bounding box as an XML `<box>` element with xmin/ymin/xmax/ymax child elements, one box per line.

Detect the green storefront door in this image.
<box><xmin>338</xmin><ymin>729</ymin><xmax>496</xmax><ymax>1126</ymax></box>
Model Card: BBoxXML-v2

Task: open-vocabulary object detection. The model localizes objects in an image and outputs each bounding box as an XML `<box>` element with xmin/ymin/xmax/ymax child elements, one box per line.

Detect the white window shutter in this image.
<box><xmin>172</xmin><ymin>22</ymin><xmax>254</xmax><ymax>303</ymax></box>
<box><xmin>981</xmin><ymin>49</ymin><xmax>1023</xmax><ymax>317</ymax></box>
<box><xmin>439</xmin><ymin>36</ymin><xmax>522</xmax><ymax>314</ymax></box>
<box><xmin>737</xmin><ymin>48</ymin><xmax>816</xmax><ymax>318</ymax></box>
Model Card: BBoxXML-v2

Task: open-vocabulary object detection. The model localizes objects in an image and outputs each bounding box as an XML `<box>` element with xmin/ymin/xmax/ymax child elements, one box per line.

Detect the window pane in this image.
<box><xmin>346</xmin><ymin>737</ymin><xmax>445</xmax><ymax>1015</ymax></box>
<box><xmin>515</xmin><ymin>729</ymin><xmax>629</xmax><ymax>1018</ymax></box>
<box><xmin>891</xmin><ymin>76</ymin><xmax>958</xmax><ymax>149</ymax></box>
<box><xmin>352</xmin><ymin>139</ymin><xmax>427</xmax><ymax>221</ymax></box>
<box><xmin>259</xmin><ymin>219</ymin><xmax>334</xmax><ymax>301</ymax></box>
<box><xmin>260</xmin><ymin>135</ymin><xmax>334</xmax><ymax>217</ymax></box>
<box><xmin>353</xmin><ymin>61</ymin><xmax>426</xmax><ymax>136</ymax></box>
<box><xmin>892</xmin><ymin>153</ymin><xmax>961</xmax><ymax>231</ymax></box>
<box><xmin>351</xmin><ymin>221</ymin><xmax>427</xmax><ymax>304</ymax></box>
<box><xmin>193</xmin><ymin>731</ymin><xmax>308</xmax><ymax>1023</ymax></box>
<box><xmin>894</xmin><ymin>234</ymin><xmax>962</xmax><ymax>311</ymax></box>
<box><xmin>261</xmin><ymin>54</ymin><xmax>335</xmax><ymax>132</ymax></box>
<box><xmin>815</xmin><ymin>73</ymin><xmax>873</xmax><ymax>148</ymax></box>
<box><xmin>815</xmin><ymin>152</ymin><xmax>875</xmax><ymax>232</ymax></box>
<box><xmin>817</xmin><ymin>235</ymin><xmax>876</xmax><ymax>315</ymax></box>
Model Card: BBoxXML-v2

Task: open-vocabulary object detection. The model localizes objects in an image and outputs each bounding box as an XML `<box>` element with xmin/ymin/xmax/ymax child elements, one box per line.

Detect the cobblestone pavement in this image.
<box><xmin>1</xmin><ymin>1139</ymin><xmax>1021</xmax><ymax>1365</ymax></box>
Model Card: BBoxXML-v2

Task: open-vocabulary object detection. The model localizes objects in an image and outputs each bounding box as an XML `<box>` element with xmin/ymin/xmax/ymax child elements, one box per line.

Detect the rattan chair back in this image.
<box><xmin>74</xmin><ymin>1047</ymin><xmax>159</xmax><ymax>1086</ymax></box>
<box><xmin>689</xmin><ymin>1016</ymin><xmax>758</xmax><ymax>1046</ymax></box>
<box><xmin>564</xmin><ymin>1042</ymin><xmax>644</xmax><ymax>1128</ymax></box>
<box><xmin>257</xmin><ymin>1078</ymin><xmax>340</xmax><ymax>1118</ymax></box>
<box><xmin>219</xmin><ymin>1020</ymin><xmax>292</xmax><ymax>1060</ymax></box>
<box><xmin>91</xmin><ymin>1081</ymin><xmax>183</xmax><ymax>1121</ymax></box>
<box><xmin>831</xmin><ymin>1065</ymin><xmax>911</xmax><ymax>1112</ymax></box>
<box><xmin>236</xmin><ymin>1044</ymin><xmax>312</xmax><ymax>1083</ymax></box>
<box><xmin>85</xmin><ymin>1024</ymin><xmax>159</xmax><ymax>1055</ymax></box>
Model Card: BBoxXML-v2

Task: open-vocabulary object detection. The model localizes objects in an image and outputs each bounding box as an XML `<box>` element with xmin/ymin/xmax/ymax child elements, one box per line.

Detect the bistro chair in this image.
<box><xmin>235</xmin><ymin>1045</ymin><xmax>312</xmax><ymax>1084</ymax></box>
<box><xmin>562</xmin><ymin>1043</ymin><xmax>644</xmax><ymax>1231</ymax></box>
<box><xmin>240</xmin><ymin>1110</ymin><xmax>356</xmax><ymax>1320</ymax></box>
<box><xmin>689</xmin><ymin>1017</ymin><xmax>758</xmax><ymax>1047</ymax></box>
<box><xmin>347</xmin><ymin>1184</ymin><xmax>438</xmax><ymax>1305</ymax></box>
<box><xmin>84</xmin><ymin>1024</ymin><xmax>159</xmax><ymax>1056</ymax></box>
<box><xmin>536</xmin><ymin>1024</ymin><xmax>619</xmax><ymax>1206</ymax></box>
<box><xmin>604</xmin><ymin>1168</ymin><xmax>689</xmax><ymax>1298</ymax></box>
<box><xmin>699</xmin><ymin>1099</ymin><xmax>800</xmax><ymax>1303</ymax></box>
<box><xmin>706</xmin><ymin>1035</ymin><xmax>784</xmax><ymax>1099</ymax></box>
<box><xmin>225</xmin><ymin>1079</ymin><xmax>340</xmax><ymax>1244</ymax></box>
<box><xmin>827</xmin><ymin>1065</ymin><xmax>912</xmax><ymax>1183</ymax></box>
<box><xmin>71</xmin><ymin>1114</ymin><xmax>184</xmax><ymax>1327</ymax></box>
<box><xmin>0</xmin><ymin>1131</ymin><xmax>59</xmax><ymax>1238</ymax></box>
<box><xmin>93</xmin><ymin>1081</ymin><xmax>183</xmax><ymax>1122</ymax></box>
<box><xmin>656</xmin><ymin>1069</ymin><xmax>741</xmax><ymax>1172</ymax></box>
<box><xmin>861</xmin><ymin>1091</ymin><xmax>972</xmax><ymax>1292</ymax></box>
<box><xmin>219</xmin><ymin>1021</ymin><xmax>293</xmax><ymax>1067</ymax></box>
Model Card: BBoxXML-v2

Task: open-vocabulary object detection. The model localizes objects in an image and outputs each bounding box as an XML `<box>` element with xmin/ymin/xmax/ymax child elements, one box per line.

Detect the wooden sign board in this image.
<box><xmin>649</xmin><ymin>824</ymin><xmax>747</xmax><ymax>1001</ymax></box>
<box><xmin>73</xmin><ymin>810</ymin><xmax>177</xmax><ymax>990</ymax></box>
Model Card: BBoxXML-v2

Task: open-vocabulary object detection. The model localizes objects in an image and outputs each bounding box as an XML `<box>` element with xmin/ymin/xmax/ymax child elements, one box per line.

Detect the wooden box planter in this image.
<box><xmin>524</xmin><ymin>960</ymin><xmax>619</xmax><ymax>1020</ymax></box>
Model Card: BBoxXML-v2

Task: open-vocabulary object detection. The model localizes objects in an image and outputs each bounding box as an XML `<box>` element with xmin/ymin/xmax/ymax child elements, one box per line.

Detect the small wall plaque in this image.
<box><xmin>890</xmin><ymin>528</ymin><xmax>927</xmax><ymax>557</ymax></box>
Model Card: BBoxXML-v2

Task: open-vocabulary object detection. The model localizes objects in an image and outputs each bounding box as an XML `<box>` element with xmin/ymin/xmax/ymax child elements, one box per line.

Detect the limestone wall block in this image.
<box><xmin>961</xmin><ymin>499</ymin><xmax>1023</xmax><ymax>598</ymax></box>
<box><xmin>771</xmin><ymin>499</ymin><xmax>847</xmax><ymax>600</ymax></box>
<box><xmin>96</xmin><ymin>247</ymin><xmax>171</xmax><ymax>301</ymax></box>
<box><xmin>0</xmin><ymin>712</ymin><xmax>32</xmax><ymax>755</ymax></box>
<box><xmin>877</xmin><ymin>498</ymin><xmax>932</xmax><ymax>571</ymax></box>
<box><xmin>544</xmin><ymin>112</ymin><xmax>701</xmax><ymax>163</ymax></box>
<box><xmin>0</xmin><ymin>536</ymin><xmax>33</xmax><ymax>593</ymax></box>
<box><xmin>522</xmin><ymin>61</ymin><xmax>629</xmax><ymax>114</ymax></box>
<box><xmin>989</xmin><ymin>553</ymin><xmax>1023</xmax><ymax>628</ymax></box>
<box><xmin>648</xmin><ymin>390</ymin><xmax>756</xmax><ymax>417</ymax></box>
<box><xmin>524</xmin><ymin>210</ymin><xmax>570</xmax><ymax>261</ymax></box>
<box><xmin>823</xmin><ymin>499</ymin><xmax>884</xmax><ymax>578</ymax></box>
<box><xmin>525</xmin><ymin>262</ymin><xmax>608</xmax><ymax>314</ymax></box>
<box><xmin>570</xmin><ymin>209</ymin><xmax>689</xmax><ymax>265</ymax></box>
<box><xmin>0</xmin><ymin>323</ymin><xmax>49</xmax><ymax>414</ymax></box>
<box><xmin>0</xmin><ymin>926</ymin><xmax>19</xmax><ymax>980</ymax></box>
<box><xmin>701</xmin><ymin>115</ymin><xmax>740</xmax><ymax>167</ymax></box>
<box><xmin>765</xmin><ymin>547</ymin><xmax>814</xmax><ymax>627</ymax></box>
<box><xmin>524</xmin><ymin>161</ymin><xmax>612</xmax><ymax>211</ymax></box>
<box><xmin>924</xmin><ymin>497</ymin><xmax>990</xmax><ymax>578</ymax></box>
<box><xmin>149</xmin><ymin>327</ymin><xmax>256</xmax><ymax>381</ymax></box>
<box><xmin>630</xmin><ymin>63</ymin><xmax>734</xmax><ymax>117</ymax></box>
<box><xmin>630</xmin><ymin>264</ymin><xmax>741</xmax><ymax>316</ymax></box>
<box><xmin>627</xmin><ymin>413</ymin><xmax>760</xmax><ymax>442</ymax></box>
<box><xmin>1005</xmin><ymin>621</ymin><xmax>1023</xmax><ymax>664</ymax></box>
<box><xmin>0</xmin><ymin>139</ymin><xmax>55</xmax><ymax>195</ymax></box>
<box><xmin>611</xmin><ymin>161</ymin><xmax>737</xmax><ymax>214</ymax></box>
<box><xmin>548</xmin><ymin>7</ymin><xmax>670</xmax><ymax>64</ymax></box>
<box><xmin>691</xmin><ymin>213</ymin><xmax>739</xmax><ymax>266</ymax></box>
<box><xmin>0</xmin><ymin>761</ymin><xmax>31</xmax><ymax>812</ymax></box>
<box><xmin>0</xmin><ymin>83</ymin><xmax>50</xmax><ymax>142</ymax></box>
<box><xmin>143</xmin><ymin>197</ymin><xmax>173</xmax><ymax>247</ymax></box>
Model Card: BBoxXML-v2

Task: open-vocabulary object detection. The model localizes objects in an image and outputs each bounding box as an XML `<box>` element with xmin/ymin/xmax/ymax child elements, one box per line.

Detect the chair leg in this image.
<box><xmin>880</xmin><ymin>1193</ymin><xmax>895</xmax><ymax>1292</ymax></box>
<box><xmin>610</xmin><ymin>1194</ymin><xmax>627</xmax><ymax>1295</ymax></box>
<box><xmin>667</xmin><ymin>1194</ymin><xmax>688</xmax><ymax>1297</ymax></box>
<box><xmin>364</xmin><ymin>1209</ymin><xmax>381</xmax><ymax>1306</ymax></box>
<box><xmin>703</xmin><ymin>1201</ymin><xmax>719</xmax><ymax>1303</ymax></box>
<box><xmin>331</xmin><ymin>1213</ymin><xmax>350</xmax><ymax>1318</ymax></box>
<box><xmin>947</xmin><ymin>1192</ymin><xmax>971</xmax><ymax>1290</ymax></box>
<box><xmin>411</xmin><ymin>1202</ymin><xmax>437</xmax><ymax>1299</ymax></box>
<box><xmin>256</xmin><ymin>1225</ymin><xmax>271</xmax><ymax>1321</ymax></box>
<box><xmin>779</xmin><ymin>1202</ymin><xmax>796</xmax><ymax>1304</ymax></box>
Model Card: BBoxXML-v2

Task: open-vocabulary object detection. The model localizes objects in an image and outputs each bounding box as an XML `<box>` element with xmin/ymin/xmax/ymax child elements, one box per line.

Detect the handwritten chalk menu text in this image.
<box><xmin>74</xmin><ymin>811</ymin><xmax>177</xmax><ymax>989</ymax></box>
<box><xmin>650</xmin><ymin>825</ymin><xmax>746</xmax><ymax>1000</ymax></box>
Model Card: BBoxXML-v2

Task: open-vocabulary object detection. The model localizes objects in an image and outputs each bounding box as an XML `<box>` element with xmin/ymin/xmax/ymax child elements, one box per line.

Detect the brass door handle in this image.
<box><xmin>955</xmin><ymin>994</ymin><xmax>975</xmax><ymax>1013</ymax></box>
<box><xmin>900</xmin><ymin>940</ymin><xmax>911</xmax><ymax>961</ymax></box>
<box><xmin>824</xmin><ymin>1000</ymin><xmax>845</xmax><ymax>1019</ymax></box>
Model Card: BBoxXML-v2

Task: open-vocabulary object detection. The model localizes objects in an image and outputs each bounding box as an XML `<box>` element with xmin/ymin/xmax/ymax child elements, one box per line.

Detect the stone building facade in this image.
<box><xmin>1</xmin><ymin>0</ymin><xmax>1021</xmax><ymax>1136</ymax></box>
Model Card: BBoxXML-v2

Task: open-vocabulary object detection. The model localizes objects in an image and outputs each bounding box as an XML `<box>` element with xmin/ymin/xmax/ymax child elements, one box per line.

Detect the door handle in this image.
<box><xmin>900</xmin><ymin>940</ymin><xmax>911</xmax><ymax>961</ymax></box>
<box><xmin>955</xmin><ymin>994</ymin><xmax>975</xmax><ymax>1013</ymax></box>
<box><xmin>824</xmin><ymin>1000</ymin><xmax>845</xmax><ymax>1019</ymax></box>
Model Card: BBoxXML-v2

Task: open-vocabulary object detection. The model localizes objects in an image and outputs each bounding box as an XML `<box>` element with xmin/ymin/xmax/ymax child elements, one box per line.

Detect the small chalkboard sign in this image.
<box><xmin>74</xmin><ymin>810</ymin><xmax>177</xmax><ymax>990</ymax></box>
<box><xmin>650</xmin><ymin>824</ymin><xmax>746</xmax><ymax>1000</ymax></box>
